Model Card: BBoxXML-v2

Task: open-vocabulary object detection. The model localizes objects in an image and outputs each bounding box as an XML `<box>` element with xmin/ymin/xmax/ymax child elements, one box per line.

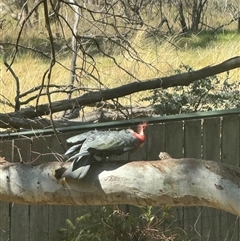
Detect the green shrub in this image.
<box><xmin>59</xmin><ymin>206</ymin><xmax>191</xmax><ymax>241</ymax></box>
<box><xmin>143</xmin><ymin>65</ymin><xmax>240</xmax><ymax>115</ymax></box>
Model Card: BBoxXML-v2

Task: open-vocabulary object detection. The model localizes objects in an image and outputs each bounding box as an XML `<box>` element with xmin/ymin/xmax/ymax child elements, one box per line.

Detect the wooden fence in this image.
<box><xmin>0</xmin><ymin>111</ymin><xmax>239</xmax><ymax>240</ymax></box>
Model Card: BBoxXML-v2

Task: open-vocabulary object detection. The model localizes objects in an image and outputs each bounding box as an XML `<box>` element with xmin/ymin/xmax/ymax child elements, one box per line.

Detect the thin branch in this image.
<box><xmin>62</xmin><ymin>0</ymin><xmax>80</xmax><ymax>118</ymax></box>
<box><xmin>0</xmin><ymin>56</ymin><xmax>239</xmax><ymax>124</ymax></box>
<box><xmin>212</xmin><ymin>14</ymin><xmax>240</xmax><ymax>33</ymax></box>
<box><xmin>8</xmin><ymin>0</ymin><xmax>44</xmax><ymax>67</ymax></box>
<box><xmin>41</xmin><ymin>0</ymin><xmax>64</xmax><ymax>150</ymax></box>
<box><xmin>0</xmin><ymin>94</ymin><xmax>15</xmax><ymax>109</ymax></box>
<box><xmin>0</xmin><ymin>45</ymin><xmax>20</xmax><ymax>111</ymax></box>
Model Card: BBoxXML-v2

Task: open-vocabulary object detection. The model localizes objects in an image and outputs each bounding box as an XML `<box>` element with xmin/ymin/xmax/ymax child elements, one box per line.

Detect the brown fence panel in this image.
<box><xmin>1</xmin><ymin>113</ymin><xmax>240</xmax><ymax>240</ymax></box>
<box><xmin>0</xmin><ymin>201</ymin><xmax>9</xmax><ymax>241</ymax></box>
<box><xmin>0</xmin><ymin>139</ymin><xmax>13</xmax><ymax>161</ymax></box>
<box><xmin>13</xmin><ymin>138</ymin><xmax>32</xmax><ymax>163</ymax></box>
<box><xmin>183</xmin><ymin>119</ymin><xmax>202</xmax><ymax>240</ymax></box>
<box><xmin>0</xmin><ymin>140</ymin><xmax>12</xmax><ymax>241</ymax></box>
<box><xmin>201</xmin><ymin>117</ymin><xmax>221</xmax><ymax>240</ymax></box>
<box><xmin>203</xmin><ymin>117</ymin><xmax>221</xmax><ymax>162</ymax></box>
<box><xmin>48</xmin><ymin>205</ymin><xmax>68</xmax><ymax>241</ymax></box>
<box><xmin>10</xmin><ymin>204</ymin><xmax>30</xmax><ymax>240</ymax></box>
<box><xmin>165</xmin><ymin>121</ymin><xmax>185</xmax><ymax>229</ymax></box>
<box><xmin>9</xmin><ymin>138</ymin><xmax>31</xmax><ymax>241</ymax></box>
<box><xmin>29</xmin><ymin>205</ymin><xmax>49</xmax><ymax>241</ymax></box>
<box><xmin>49</xmin><ymin>133</ymin><xmax>70</xmax><ymax>161</ymax></box>
<box><xmin>165</xmin><ymin>121</ymin><xmax>184</xmax><ymax>158</ymax></box>
<box><xmin>29</xmin><ymin>136</ymin><xmax>51</xmax><ymax>241</ymax></box>
<box><xmin>221</xmin><ymin>115</ymin><xmax>240</xmax><ymax>241</ymax></box>
<box><xmin>147</xmin><ymin>123</ymin><xmax>165</xmax><ymax>160</ymax></box>
<box><xmin>31</xmin><ymin>135</ymin><xmax>52</xmax><ymax>165</ymax></box>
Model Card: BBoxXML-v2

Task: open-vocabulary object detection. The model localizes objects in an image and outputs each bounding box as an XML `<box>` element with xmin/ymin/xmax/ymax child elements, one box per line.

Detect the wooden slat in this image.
<box><xmin>0</xmin><ymin>140</ymin><xmax>12</xmax><ymax>241</ymax></box>
<box><xmin>127</xmin><ymin>124</ymin><xmax>148</xmax><ymax>218</ymax></box>
<box><xmin>48</xmin><ymin>133</ymin><xmax>69</xmax><ymax>161</ymax></box>
<box><xmin>10</xmin><ymin>138</ymin><xmax>31</xmax><ymax>241</ymax></box>
<box><xmin>30</xmin><ymin>135</ymin><xmax>52</xmax><ymax>164</ymax></box>
<box><xmin>0</xmin><ymin>139</ymin><xmax>13</xmax><ymax>161</ymax></box>
<box><xmin>221</xmin><ymin>115</ymin><xmax>240</xmax><ymax>166</ymax></box>
<box><xmin>67</xmin><ymin>205</ymin><xmax>91</xmax><ymax>225</ymax></box>
<box><xmin>165</xmin><ymin>121</ymin><xmax>184</xmax><ymax>158</ymax></box>
<box><xmin>48</xmin><ymin>134</ymin><xmax>68</xmax><ymax>241</ymax></box>
<box><xmin>184</xmin><ymin>119</ymin><xmax>202</xmax><ymax>240</ymax></box>
<box><xmin>59</xmin><ymin>132</ymin><xmax>91</xmax><ymax>235</ymax></box>
<box><xmin>221</xmin><ymin>115</ymin><xmax>240</xmax><ymax>241</ymax></box>
<box><xmin>13</xmin><ymin>138</ymin><xmax>31</xmax><ymax>163</ymax></box>
<box><xmin>0</xmin><ymin>201</ymin><xmax>9</xmax><ymax>240</ymax></box>
<box><xmin>10</xmin><ymin>203</ymin><xmax>30</xmax><ymax>240</ymax></box>
<box><xmin>165</xmin><ymin>121</ymin><xmax>184</xmax><ymax>229</ymax></box>
<box><xmin>2</xmin><ymin>108</ymin><xmax>240</xmax><ymax>139</ymax></box>
<box><xmin>29</xmin><ymin>136</ymin><xmax>51</xmax><ymax>241</ymax></box>
<box><xmin>48</xmin><ymin>206</ymin><xmax>68</xmax><ymax>241</ymax></box>
<box><xmin>128</xmin><ymin>124</ymin><xmax>148</xmax><ymax>161</ymax></box>
<box><xmin>146</xmin><ymin>123</ymin><xmax>165</xmax><ymax>160</ymax></box>
<box><xmin>201</xmin><ymin>118</ymin><xmax>221</xmax><ymax>240</ymax></box>
<box><xmin>29</xmin><ymin>205</ymin><xmax>49</xmax><ymax>241</ymax></box>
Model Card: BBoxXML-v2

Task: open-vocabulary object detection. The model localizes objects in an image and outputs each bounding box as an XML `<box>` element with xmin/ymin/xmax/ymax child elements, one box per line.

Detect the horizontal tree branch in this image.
<box><xmin>24</xmin><ymin>56</ymin><xmax>240</xmax><ymax>116</ymax></box>
<box><xmin>0</xmin><ymin>157</ymin><xmax>239</xmax><ymax>216</ymax></box>
<box><xmin>0</xmin><ymin>56</ymin><xmax>240</xmax><ymax>129</ymax></box>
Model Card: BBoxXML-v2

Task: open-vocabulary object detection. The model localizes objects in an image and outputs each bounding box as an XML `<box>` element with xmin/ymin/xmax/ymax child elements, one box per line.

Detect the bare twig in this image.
<box><xmin>0</xmin><ymin>45</ymin><xmax>20</xmax><ymax>111</ymax></box>
<box><xmin>62</xmin><ymin>0</ymin><xmax>80</xmax><ymax>118</ymax></box>
<box><xmin>41</xmin><ymin>0</ymin><xmax>64</xmax><ymax>151</ymax></box>
<box><xmin>9</xmin><ymin>0</ymin><xmax>44</xmax><ymax>67</ymax></box>
<box><xmin>0</xmin><ymin>56</ymin><xmax>239</xmax><ymax>129</ymax></box>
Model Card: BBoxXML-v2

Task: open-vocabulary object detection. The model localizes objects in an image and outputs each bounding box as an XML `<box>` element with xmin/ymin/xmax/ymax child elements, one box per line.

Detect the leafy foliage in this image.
<box><xmin>59</xmin><ymin>206</ymin><xmax>191</xmax><ymax>241</ymax></box>
<box><xmin>143</xmin><ymin>65</ymin><xmax>240</xmax><ymax>115</ymax></box>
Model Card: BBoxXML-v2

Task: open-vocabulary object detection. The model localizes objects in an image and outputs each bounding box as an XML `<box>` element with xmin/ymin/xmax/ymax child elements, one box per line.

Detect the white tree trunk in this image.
<box><xmin>0</xmin><ymin>157</ymin><xmax>239</xmax><ymax>216</ymax></box>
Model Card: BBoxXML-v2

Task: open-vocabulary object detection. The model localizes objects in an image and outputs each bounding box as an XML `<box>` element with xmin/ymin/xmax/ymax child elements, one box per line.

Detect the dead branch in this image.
<box><xmin>0</xmin><ymin>56</ymin><xmax>239</xmax><ymax>129</ymax></box>
<box><xmin>0</xmin><ymin>156</ymin><xmax>239</xmax><ymax>216</ymax></box>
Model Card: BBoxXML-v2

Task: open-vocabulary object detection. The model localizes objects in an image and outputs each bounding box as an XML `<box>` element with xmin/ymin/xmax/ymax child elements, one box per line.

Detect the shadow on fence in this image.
<box><xmin>0</xmin><ymin>109</ymin><xmax>239</xmax><ymax>240</ymax></box>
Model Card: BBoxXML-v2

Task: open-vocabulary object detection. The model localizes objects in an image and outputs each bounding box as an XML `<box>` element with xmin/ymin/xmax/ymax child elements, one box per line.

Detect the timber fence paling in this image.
<box><xmin>128</xmin><ymin>123</ymin><xmax>149</xmax><ymax>220</ymax></box>
<box><xmin>201</xmin><ymin>117</ymin><xmax>221</xmax><ymax>240</ymax></box>
<box><xmin>48</xmin><ymin>132</ymin><xmax>103</xmax><ymax>240</ymax></box>
<box><xmin>30</xmin><ymin>136</ymin><xmax>51</xmax><ymax>241</ymax></box>
<box><xmin>31</xmin><ymin>134</ymin><xmax>52</xmax><ymax>165</ymax></box>
<box><xmin>48</xmin><ymin>205</ymin><xmax>68</xmax><ymax>241</ymax></box>
<box><xmin>221</xmin><ymin>115</ymin><xmax>240</xmax><ymax>241</ymax></box>
<box><xmin>1</xmin><ymin>108</ymin><xmax>240</xmax><ymax>139</ymax></box>
<box><xmin>165</xmin><ymin>121</ymin><xmax>184</xmax><ymax>159</ymax></box>
<box><xmin>10</xmin><ymin>138</ymin><xmax>31</xmax><ymax>241</ymax></box>
<box><xmin>0</xmin><ymin>201</ymin><xmax>9</xmax><ymax>241</ymax></box>
<box><xmin>0</xmin><ymin>140</ymin><xmax>12</xmax><ymax>241</ymax></box>
<box><xmin>146</xmin><ymin>123</ymin><xmax>165</xmax><ymax>160</ymax></box>
<box><xmin>48</xmin><ymin>133</ymin><xmax>69</xmax><ymax>241</ymax></box>
<box><xmin>164</xmin><ymin>121</ymin><xmax>184</xmax><ymax>229</ymax></box>
<box><xmin>183</xmin><ymin>119</ymin><xmax>202</xmax><ymax>240</ymax></box>
<box><xmin>29</xmin><ymin>205</ymin><xmax>49</xmax><ymax>241</ymax></box>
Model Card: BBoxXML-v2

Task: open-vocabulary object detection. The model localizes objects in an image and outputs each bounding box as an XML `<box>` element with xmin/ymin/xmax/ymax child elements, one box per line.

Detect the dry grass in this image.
<box><xmin>1</xmin><ymin>30</ymin><xmax>240</xmax><ymax>113</ymax></box>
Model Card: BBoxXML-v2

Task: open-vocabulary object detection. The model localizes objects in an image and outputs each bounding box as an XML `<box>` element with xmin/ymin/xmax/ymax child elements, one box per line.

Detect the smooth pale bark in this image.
<box><xmin>0</xmin><ymin>157</ymin><xmax>239</xmax><ymax>216</ymax></box>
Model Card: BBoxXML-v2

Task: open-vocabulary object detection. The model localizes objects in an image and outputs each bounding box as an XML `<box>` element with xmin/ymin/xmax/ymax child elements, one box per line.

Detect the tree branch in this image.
<box><xmin>0</xmin><ymin>56</ymin><xmax>240</xmax><ymax>129</ymax></box>
<box><xmin>0</xmin><ymin>156</ymin><xmax>239</xmax><ymax>216</ymax></box>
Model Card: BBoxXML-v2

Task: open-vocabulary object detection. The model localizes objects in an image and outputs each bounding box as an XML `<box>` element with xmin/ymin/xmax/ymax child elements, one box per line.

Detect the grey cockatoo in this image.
<box><xmin>62</xmin><ymin>123</ymin><xmax>147</xmax><ymax>180</ymax></box>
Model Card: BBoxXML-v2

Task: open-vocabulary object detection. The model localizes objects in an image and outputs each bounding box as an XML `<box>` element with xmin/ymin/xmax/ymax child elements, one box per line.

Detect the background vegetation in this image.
<box><xmin>0</xmin><ymin>1</ymin><xmax>240</xmax><ymax>239</ymax></box>
<box><xmin>0</xmin><ymin>0</ymin><xmax>240</xmax><ymax>117</ymax></box>
<box><xmin>59</xmin><ymin>206</ymin><xmax>191</xmax><ymax>241</ymax></box>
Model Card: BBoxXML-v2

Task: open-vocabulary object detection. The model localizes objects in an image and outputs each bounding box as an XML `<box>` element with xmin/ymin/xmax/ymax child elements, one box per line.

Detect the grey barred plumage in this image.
<box><xmin>62</xmin><ymin>123</ymin><xmax>147</xmax><ymax>180</ymax></box>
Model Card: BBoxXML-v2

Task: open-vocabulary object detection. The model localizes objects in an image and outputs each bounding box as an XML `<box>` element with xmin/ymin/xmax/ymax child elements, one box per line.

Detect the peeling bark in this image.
<box><xmin>0</xmin><ymin>157</ymin><xmax>239</xmax><ymax>216</ymax></box>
